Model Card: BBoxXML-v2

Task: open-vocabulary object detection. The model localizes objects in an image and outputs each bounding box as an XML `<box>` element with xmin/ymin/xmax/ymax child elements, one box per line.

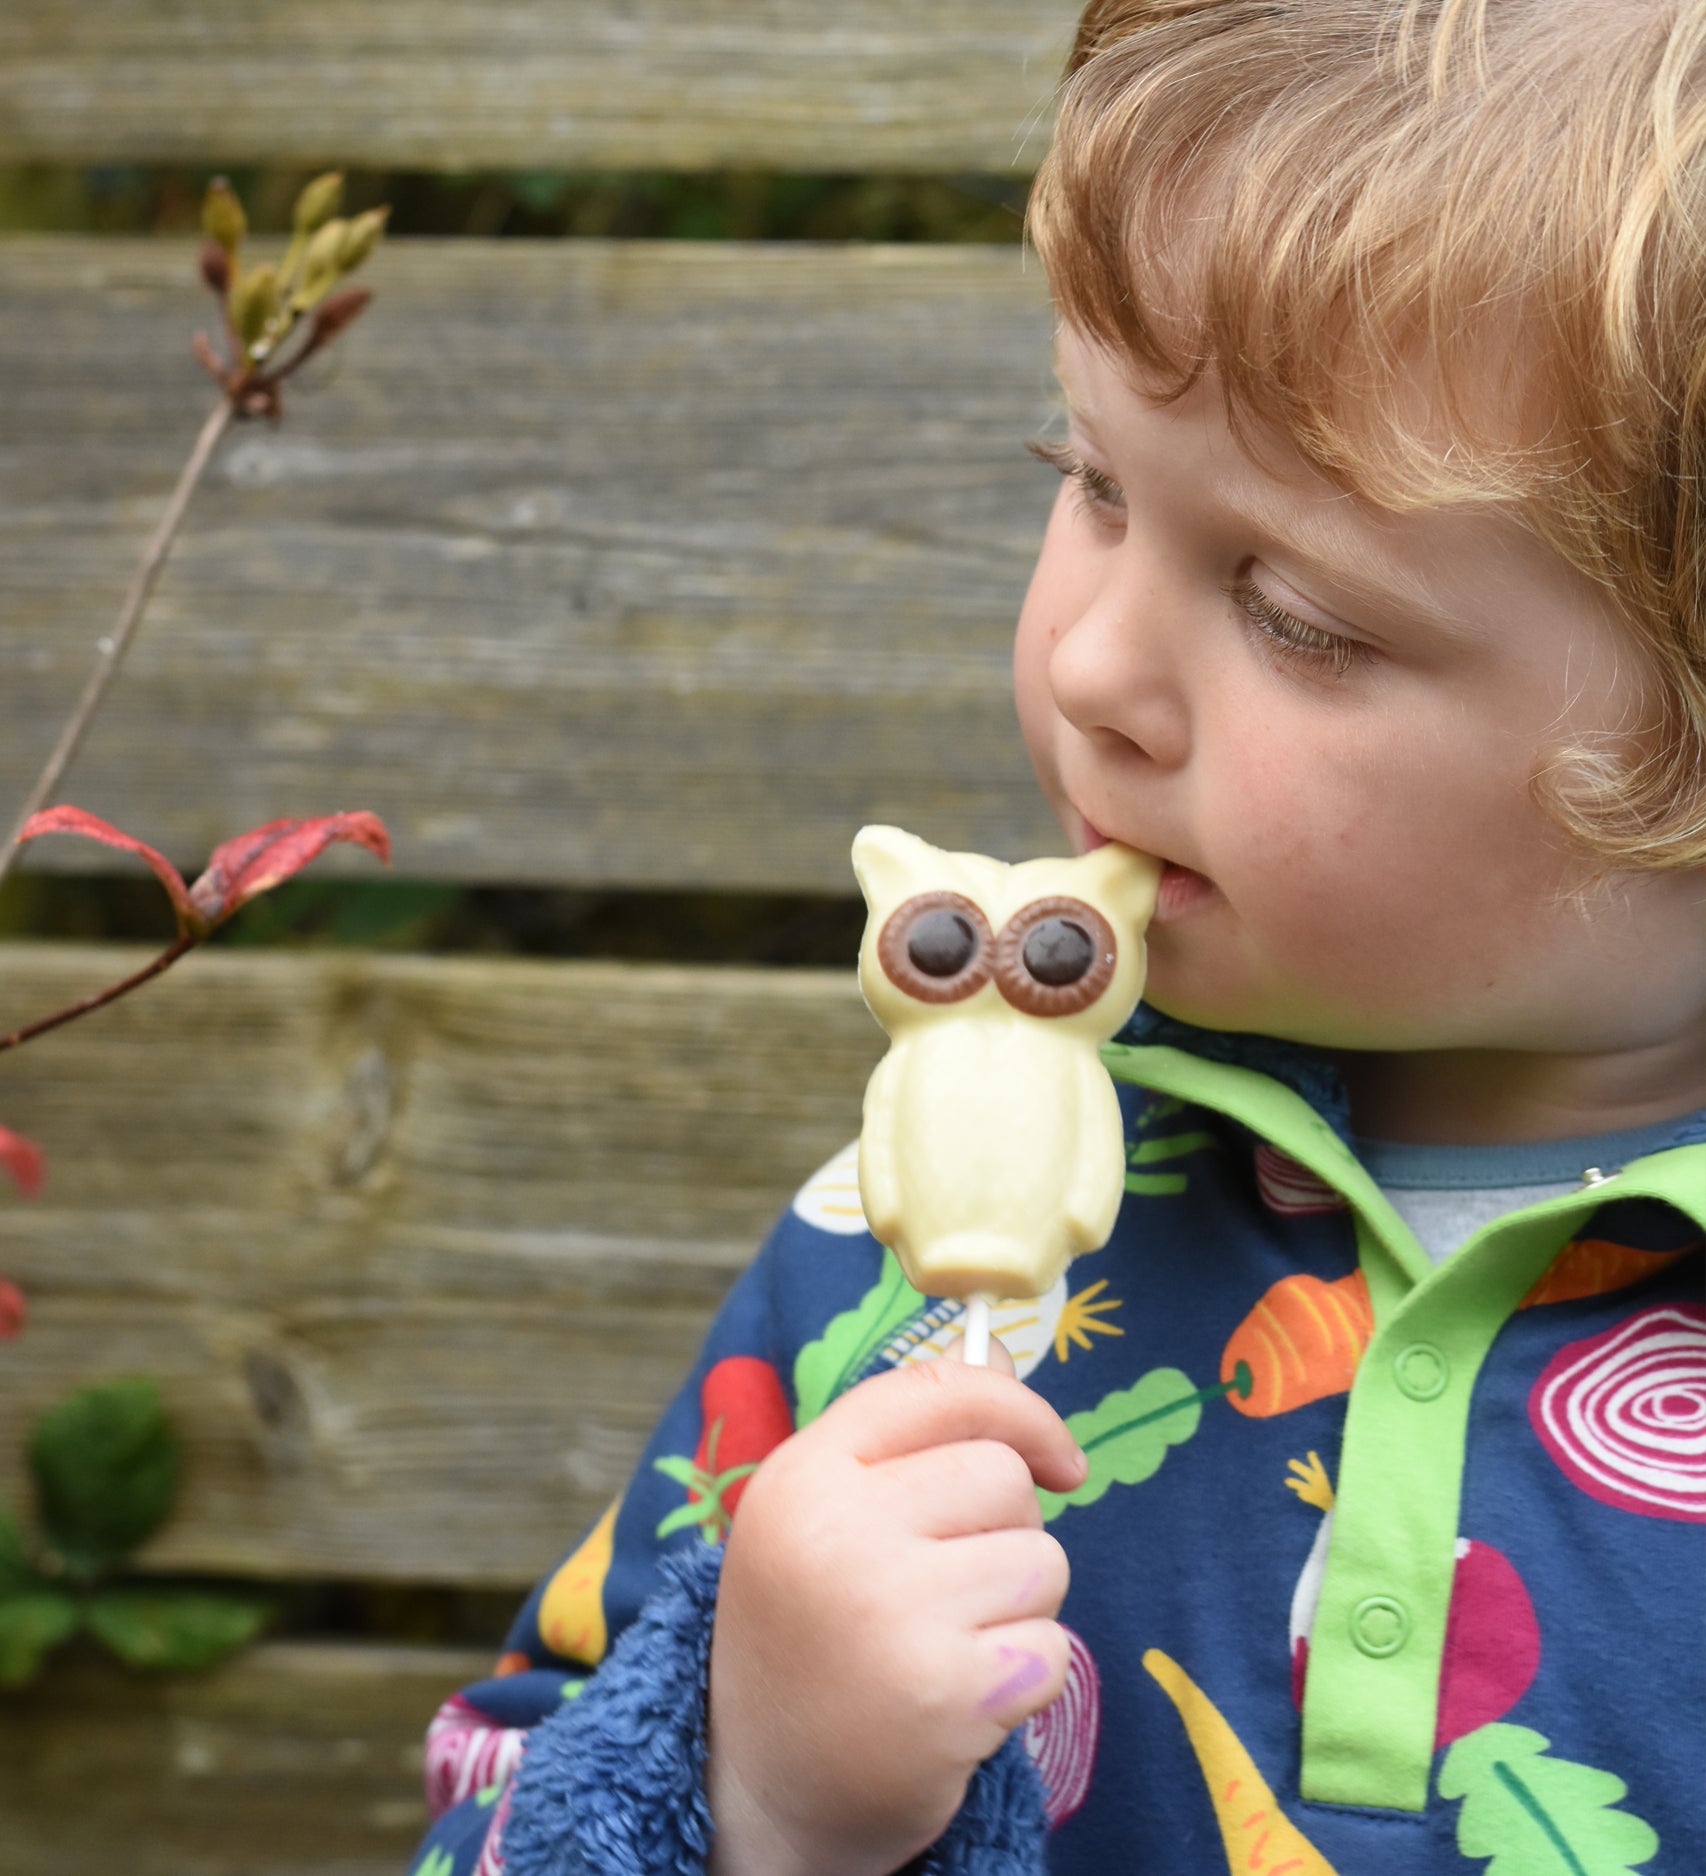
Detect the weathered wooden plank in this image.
<box><xmin>0</xmin><ymin>1</ymin><xmax>1075</xmax><ymax>173</ymax></box>
<box><xmin>0</xmin><ymin>1638</ymin><xmax>484</xmax><ymax>1875</ymax></box>
<box><xmin>0</xmin><ymin>942</ymin><xmax>882</xmax><ymax>1585</ymax></box>
<box><xmin>0</xmin><ymin>236</ymin><xmax>1061</xmax><ymax>892</ymax></box>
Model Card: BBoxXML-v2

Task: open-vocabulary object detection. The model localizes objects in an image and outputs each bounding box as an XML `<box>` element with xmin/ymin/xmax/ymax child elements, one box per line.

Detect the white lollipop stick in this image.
<box><xmin>962</xmin><ymin>1293</ymin><xmax>993</xmax><ymax>1368</ymax></box>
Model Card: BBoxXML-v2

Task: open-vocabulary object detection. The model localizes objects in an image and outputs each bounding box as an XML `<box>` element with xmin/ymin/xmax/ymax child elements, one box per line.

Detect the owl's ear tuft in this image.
<box><xmin>851</xmin><ymin>824</ymin><xmax>934</xmax><ymax>912</ymax></box>
<box><xmin>1076</xmin><ymin>843</ymin><xmax>1163</xmax><ymax>930</ymax></box>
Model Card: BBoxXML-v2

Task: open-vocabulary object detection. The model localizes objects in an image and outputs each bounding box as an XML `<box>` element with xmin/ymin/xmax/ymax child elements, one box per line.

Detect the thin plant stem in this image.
<box><xmin>0</xmin><ymin>395</ymin><xmax>236</xmax><ymax>892</ymax></box>
<box><xmin>0</xmin><ymin>935</ymin><xmax>199</xmax><ymax>1055</ymax></box>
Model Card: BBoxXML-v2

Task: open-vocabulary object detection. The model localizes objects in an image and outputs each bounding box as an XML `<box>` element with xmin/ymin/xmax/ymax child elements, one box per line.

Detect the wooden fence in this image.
<box><xmin>0</xmin><ymin>4</ymin><xmax>1075</xmax><ymax>1868</ymax></box>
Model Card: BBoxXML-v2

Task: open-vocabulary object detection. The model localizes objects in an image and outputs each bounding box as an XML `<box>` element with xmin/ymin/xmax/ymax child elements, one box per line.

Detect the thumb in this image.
<box><xmin>939</xmin><ymin>1328</ymin><xmax>1019</xmax><ymax>1379</ymax></box>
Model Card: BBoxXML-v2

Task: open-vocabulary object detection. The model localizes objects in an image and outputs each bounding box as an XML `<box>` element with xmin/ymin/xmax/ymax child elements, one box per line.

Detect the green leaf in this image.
<box><xmin>650</xmin><ymin>1455</ymin><xmax>706</xmax><ymax>1490</ymax></box>
<box><xmin>1123</xmin><ymin>1171</ymin><xmax>1188</xmax><ymax>1196</ymax></box>
<box><xmin>1128</xmin><ymin>1130</ymin><xmax>1218</xmax><ymax>1164</ymax></box>
<box><xmin>793</xmin><ymin>1252</ymin><xmax>926</xmax><ymax>1426</ymax></box>
<box><xmin>1439</xmin><ymin>1723</ymin><xmax>1660</xmax><ymax>1876</ymax></box>
<box><xmin>1037</xmin><ymin>1368</ymin><xmax>1206</xmax><ymax>1521</ymax></box>
<box><xmin>29</xmin><ymin>1379</ymin><xmax>179</xmax><ymax>1579</ymax></box>
<box><xmin>410</xmin><ymin>1849</ymin><xmax>456</xmax><ymax>1876</ymax></box>
<box><xmin>83</xmin><ymin>1588</ymin><xmax>272</xmax><ymax>1672</ymax></box>
<box><xmin>0</xmin><ymin>1504</ymin><xmax>36</xmax><ymax>1594</ymax></box>
<box><xmin>0</xmin><ymin>1590</ymin><xmax>80</xmax><ymax>1686</ymax></box>
<box><xmin>654</xmin><ymin>1501</ymin><xmax>713</xmax><ymax>1540</ymax></box>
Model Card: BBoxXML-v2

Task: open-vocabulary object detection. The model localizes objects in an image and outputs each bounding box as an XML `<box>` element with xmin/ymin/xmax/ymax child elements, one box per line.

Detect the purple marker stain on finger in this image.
<box><xmin>982</xmin><ymin>1644</ymin><xmax>1051</xmax><ymax>1716</ymax></box>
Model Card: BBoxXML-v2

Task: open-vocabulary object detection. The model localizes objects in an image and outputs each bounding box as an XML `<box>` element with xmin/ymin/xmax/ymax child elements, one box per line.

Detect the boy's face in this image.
<box><xmin>1015</xmin><ymin>323</ymin><xmax>1705</xmax><ymax>1093</ymax></box>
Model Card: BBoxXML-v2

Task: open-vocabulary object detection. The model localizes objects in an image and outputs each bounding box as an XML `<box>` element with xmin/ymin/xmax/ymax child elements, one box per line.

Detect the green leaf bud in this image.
<box><xmin>228</xmin><ymin>262</ymin><xmax>282</xmax><ymax>352</ymax></box>
<box><xmin>292</xmin><ymin>169</ymin><xmax>345</xmax><ymax>237</ymax></box>
<box><xmin>292</xmin><ymin>217</ymin><xmax>350</xmax><ymax>310</ymax></box>
<box><xmin>335</xmin><ymin>206</ymin><xmax>390</xmax><ymax>274</ymax></box>
<box><xmin>201</xmin><ymin>177</ymin><xmax>247</xmax><ymax>253</ymax></box>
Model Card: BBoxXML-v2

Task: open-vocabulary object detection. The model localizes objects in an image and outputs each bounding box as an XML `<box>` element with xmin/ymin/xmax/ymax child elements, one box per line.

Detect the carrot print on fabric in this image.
<box><xmin>1221</xmin><ymin>1272</ymin><xmax>1374</xmax><ymax>1418</ymax></box>
<box><xmin>537</xmin><ymin>1496</ymin><xmax>622</xmax><ymax>1663</ymax></box>
<box><xmin>1519</xmin><ymin>1237</ymin><xmax>1697</xmax><ymax>1310</ymax></box>
<box><xmin>1144</xmin><ymin>1649</ymin><xmax>1341</xmax><ymax>1874</ymax></box>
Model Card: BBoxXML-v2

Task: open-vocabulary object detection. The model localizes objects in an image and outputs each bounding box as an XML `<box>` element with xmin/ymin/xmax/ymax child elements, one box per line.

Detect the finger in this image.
<box><xmin>972</xmin><ymin>1618</ymin><xmax>1071</xmax><ymax>1732</ymax></box>
<box><xmin>829</xmin><ymin>1358</ymin><xmax>1087</xmax><ymax>1496</ymax></box>
<box><xmin>923</xmin><ymin>1528</ymin><xmax>1070</xmax><ymax>1629</ymax></box>
<box><xmin>938</xmin><ymin>1331</ymin><xmax>1018</xmax><ymax>1379</ymax></box>
<box><xmin>879</xmin><ymin>1439</ymin><xmax>1046</xmax><ymax>1536</ymax></box>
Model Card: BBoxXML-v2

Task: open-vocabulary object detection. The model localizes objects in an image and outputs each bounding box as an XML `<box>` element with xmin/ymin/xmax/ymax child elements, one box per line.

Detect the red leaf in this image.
<box><xmin>0</xmin><ymin>1278</ymin><xmax>25</xmax><ymax>1338</ymax></box>
<box><xmin>18</xmin><ymin>807</ymin><xmax>198</xmax><ymax>935</ymax></box>
<box><xmin>187</xmin><ymin>812</ymin><xmax>391</xmax><ymax>926</ymax></box>
<box><xmin>0</xmin><ymin>1124</ymin><xmax>44</xmax><ymax>1201</ymax></box>
<box><xmin>311</xmin><ymin>287</ymin><xmax>371</xmax><ymax>345</ymax></box>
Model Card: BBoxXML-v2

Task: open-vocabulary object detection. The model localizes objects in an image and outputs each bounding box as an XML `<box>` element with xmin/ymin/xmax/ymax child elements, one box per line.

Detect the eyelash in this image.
<box><xmin>1026</xmin><ymin>437</ymin><xmax>1124</xmax><ymax>521</ymax></box>
<box><xmin>1026</xmin><ymin>435</ymin><xmax>1368</xmax><ymax>678</ymax></box>
<box><xmin>1220</xmin><ymin>579</ymin><xmax>1365</xmax><ymax>678</ymax></box>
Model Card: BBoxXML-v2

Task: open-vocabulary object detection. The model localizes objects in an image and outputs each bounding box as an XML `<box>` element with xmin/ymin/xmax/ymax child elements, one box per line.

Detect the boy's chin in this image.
<box><xmin>1139</xmin><ymin>976</ymin><xmax>1409</xmax><ymax>1053</ymax></box>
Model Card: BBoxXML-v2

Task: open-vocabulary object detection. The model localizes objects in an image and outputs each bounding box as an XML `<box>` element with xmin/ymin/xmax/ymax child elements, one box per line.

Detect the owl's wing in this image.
<box><xmin>1064</xmin><ymin>1049</ymin><xmax>1126</xmax><ymax>1250</ymax></box>
<box><xmin>857</xmin><ymin>1048</ymin><xmax>905</xmax><ymax>1243</ymax></box>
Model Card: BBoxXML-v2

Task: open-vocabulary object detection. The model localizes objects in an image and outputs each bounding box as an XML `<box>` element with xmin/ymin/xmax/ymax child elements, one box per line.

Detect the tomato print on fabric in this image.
<box><xmin>651</xmin><ymin>1356</ymin><xmax>793</xmax><ymax>1544</ymax></box>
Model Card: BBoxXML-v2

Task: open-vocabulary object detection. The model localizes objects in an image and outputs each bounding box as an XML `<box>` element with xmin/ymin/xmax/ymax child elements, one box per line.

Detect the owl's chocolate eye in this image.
<box><xmin>878</xmin><ymin>892</ymin><xmax>993</xmax><ymax>1003</ymax></box>
<box><xmin>1021</xmin><ymin>916</ymin><xmax>1096</xmax><ymax>987</ymax></box>
<box><xmin>994</xmin><ymin>896</ymin><xmax>1117</xmax><ymax>1016</ymax></box>
<box><xmin>908</xmin><ymin>908</ymin><xmax>978</xmax><ymax>978</ymax></box>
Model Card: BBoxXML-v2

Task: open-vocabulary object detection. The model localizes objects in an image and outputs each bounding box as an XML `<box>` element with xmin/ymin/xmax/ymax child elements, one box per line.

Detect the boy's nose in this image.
<box><xmin>1046</xmin><ymin>579</ymin><xmax>1190</xmax><ymax>772</ymax></box>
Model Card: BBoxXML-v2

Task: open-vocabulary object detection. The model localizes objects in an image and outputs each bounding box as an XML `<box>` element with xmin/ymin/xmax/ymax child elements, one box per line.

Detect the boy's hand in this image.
<box><xmin>705</xmin><ymin>1341</ymin><xmax>1087</xmax><ymax>1876</ymax></box>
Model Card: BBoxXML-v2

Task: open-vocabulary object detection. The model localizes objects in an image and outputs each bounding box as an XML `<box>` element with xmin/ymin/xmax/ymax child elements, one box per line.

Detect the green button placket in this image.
<box><xmin>1299</xmin><ymin>1203</ymin><xmax>1578</xmax><ymax>1811</ymax></box>
<box><xmin>1103</xmin><ymin>1044</ymin><xmax>1706</xmax><ymax>1816</ymax></box>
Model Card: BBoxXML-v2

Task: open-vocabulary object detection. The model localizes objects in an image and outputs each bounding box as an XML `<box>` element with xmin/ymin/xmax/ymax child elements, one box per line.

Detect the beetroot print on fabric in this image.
<box><xmin>1528</xmin><ymin>1303</ymin><xmax>1706</xmax><ymax>1522</ymax></box>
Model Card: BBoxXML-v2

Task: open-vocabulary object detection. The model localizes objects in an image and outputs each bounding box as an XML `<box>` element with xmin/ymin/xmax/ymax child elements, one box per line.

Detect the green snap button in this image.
<box><xmin>1394</xmin><ymin>1341</ymin><xmax>1449</xmax><ymax>1402</ymax></box>
<box><xmin>1351</xmin><ymin>1595</ymin><xmax>1411</xmax><ymax>1657</ymax></box>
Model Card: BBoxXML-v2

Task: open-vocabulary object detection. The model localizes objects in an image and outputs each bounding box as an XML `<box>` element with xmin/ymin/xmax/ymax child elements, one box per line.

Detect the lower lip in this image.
<box><xmin>1155</xmin><ymin>863</ymin><xmax>1217</xmax><ymax>921</ymax></box>
<box><xmin>1077</xmin><ymin>815</ymin><xmax>1216</xmax><ymax>919</ymax></box>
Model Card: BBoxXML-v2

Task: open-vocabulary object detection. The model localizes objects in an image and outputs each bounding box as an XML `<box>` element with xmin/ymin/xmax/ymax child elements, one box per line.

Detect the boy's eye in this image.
<box><xmin>1026</xmin><ymin>437</ymin><xmax>1126</xmax><ymax>527</ymax></box>
<box><xmin>1224</xmin><ymin>577</ymin><xmax>1369</xmax><ymax>679</ymax></box>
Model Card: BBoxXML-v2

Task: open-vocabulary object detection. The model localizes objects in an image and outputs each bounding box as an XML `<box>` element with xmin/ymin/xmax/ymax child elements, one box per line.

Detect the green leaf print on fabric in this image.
<box><xmin>793</xmin><ymin>1250</ymin><xmax>926</xmax><ymax>1425</ymax></box>
<box><xmin>410</xmin><ymin>1849</ymin><xmax>456</xmax><ymax>1876</ymax></box>
<box><xmin>1439</xmin><ymin>1724</ymin><xmax>1659</xmax><ymax>1875</ymax></box>
<box><xmin>1124</xmin><ymin>1130</ymin><xmax>1218</xmax><ymax>1197</ymax></box>
<box><xmin>1038</xmin><ymin>1364</ymin><xmax>1251</xmax><ymax>1520</ymax></box>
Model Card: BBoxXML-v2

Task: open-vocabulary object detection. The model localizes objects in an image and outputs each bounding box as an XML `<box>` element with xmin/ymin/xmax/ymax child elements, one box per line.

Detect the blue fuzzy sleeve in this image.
<box><xmin>503</xmin><ymin>1542</ymin><xmax>1047</xmax><ymax>1876</ymax></box>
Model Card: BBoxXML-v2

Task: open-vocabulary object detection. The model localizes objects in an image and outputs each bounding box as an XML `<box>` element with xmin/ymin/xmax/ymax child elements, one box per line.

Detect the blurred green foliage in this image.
<box><xmin>0</xmin><ymin>871</ymin><xmax>866</xmax><ymax>968</ymax></box>
<box><xmin>0</xmin><ymin>164</ymin><xmax>1026</xmax><ymax>243</ymax></box>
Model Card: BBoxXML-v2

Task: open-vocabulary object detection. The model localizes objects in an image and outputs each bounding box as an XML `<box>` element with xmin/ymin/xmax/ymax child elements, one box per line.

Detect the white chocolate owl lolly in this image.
<box><xmin>853</xmin><ymin>826</ymin><xmax>1162</xmax><ymax>1319</ymax></box>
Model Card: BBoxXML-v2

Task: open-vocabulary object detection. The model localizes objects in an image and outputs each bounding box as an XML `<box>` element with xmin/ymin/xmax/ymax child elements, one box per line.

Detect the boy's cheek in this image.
<box><xmin>1141</xmin><ymin>836</ymin><xmax>1488</xmax><ymax>1037</ymax></box>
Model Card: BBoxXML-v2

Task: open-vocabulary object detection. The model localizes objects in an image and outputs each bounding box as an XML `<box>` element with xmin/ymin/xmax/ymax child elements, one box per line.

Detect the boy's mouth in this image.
<box><xmin>1076</xmin><ymin>813</ymin><xmax>1216</xmax><ymax>921</ymax></box>
<box><xmin>1154</xmin><ymin>862</ymin><xmax>1216</xmax><ymax>921</ymax></box>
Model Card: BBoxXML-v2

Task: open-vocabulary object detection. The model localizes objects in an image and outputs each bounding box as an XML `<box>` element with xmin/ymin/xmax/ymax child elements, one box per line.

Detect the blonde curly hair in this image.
<box><xmin>1030</xmin><ymin>0</ymin><xmax>1706</xmax><ymax>869</ymax></box>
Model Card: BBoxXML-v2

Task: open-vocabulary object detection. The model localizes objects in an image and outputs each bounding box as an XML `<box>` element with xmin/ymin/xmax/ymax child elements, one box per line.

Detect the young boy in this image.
<box><xmin>412</xmin><ymin>3</ymin><xmax>1705</xmax><ymax>1871</ymax></box>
